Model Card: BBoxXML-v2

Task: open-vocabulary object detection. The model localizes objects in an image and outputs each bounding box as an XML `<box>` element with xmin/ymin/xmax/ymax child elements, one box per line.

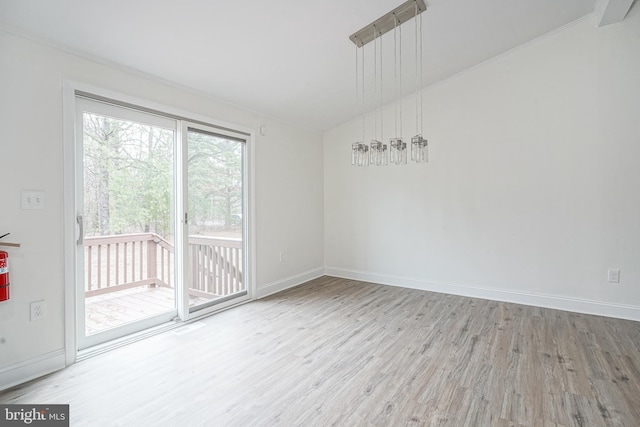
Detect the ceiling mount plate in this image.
<box><xmin>349</xmin><ymin>0</ymin><xmax>427</xmax><ymax>47</ymax></box>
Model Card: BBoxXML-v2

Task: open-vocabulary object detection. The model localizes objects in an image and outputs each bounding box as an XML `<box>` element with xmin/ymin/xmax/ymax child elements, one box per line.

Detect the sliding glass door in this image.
<box><xmin>185</xmin><ymin>126</ymin><xmax>246</xmax><ymax>312</ymax></box>
<box><xmin>75</xmin><ymin>96</ymin><xmax>249</xmax><ymax>350</ymax></box>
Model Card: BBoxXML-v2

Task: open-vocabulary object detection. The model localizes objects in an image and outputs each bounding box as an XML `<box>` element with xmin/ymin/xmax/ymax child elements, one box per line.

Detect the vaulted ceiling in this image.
<box><xmin>0</xmin><ymin>0</ymin><xmax>634</xmax><ymax>132</ymax></box>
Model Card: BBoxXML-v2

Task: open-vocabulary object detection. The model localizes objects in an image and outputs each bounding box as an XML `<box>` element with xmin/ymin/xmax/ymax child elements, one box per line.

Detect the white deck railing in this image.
<box><xmin>187</xmin><ymin>236</ymin><xmax>243</xmax><ymax>298</ymax></box>
<box><xmin>84</xmin><ymin>233</ymin><xmax>242</xmax><ymax>298</ymax></box>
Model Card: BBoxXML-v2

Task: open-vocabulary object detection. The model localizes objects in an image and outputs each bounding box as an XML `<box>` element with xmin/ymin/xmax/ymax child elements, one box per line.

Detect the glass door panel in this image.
<box><xmin>187</xmin><ymin>129</ymin><xmax>245</xmax><ymax>311</ymax></box>
<box><xmin>77</xmin><ymin>98</ymin><xmax>177</xmax><ymax>348</ymax></box>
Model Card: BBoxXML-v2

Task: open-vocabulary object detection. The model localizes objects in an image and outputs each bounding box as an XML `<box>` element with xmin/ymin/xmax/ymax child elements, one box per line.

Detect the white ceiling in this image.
<box><xmin>0</xmin><ymin>0</ymin><xmax>603</xmax><ymax>132</ymax></box>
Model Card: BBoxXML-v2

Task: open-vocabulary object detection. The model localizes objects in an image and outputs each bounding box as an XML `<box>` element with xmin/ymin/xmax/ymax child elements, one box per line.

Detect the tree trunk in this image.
<box><xmin>98</xmin><ymin>119</ymin><xmax>111</xmax><ymax>235</ymax></box>
<box><xmin>224</xmin><ymin>170</ymin><xmax>232</xmax><ymax>229</ymax></box>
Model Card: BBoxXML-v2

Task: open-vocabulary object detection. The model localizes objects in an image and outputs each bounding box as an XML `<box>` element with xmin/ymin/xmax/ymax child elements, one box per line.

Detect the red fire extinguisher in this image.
<box><xmin>0</xmin><ymin>250</ymin><xmax>9</xmax><ymax>302</ymax></box>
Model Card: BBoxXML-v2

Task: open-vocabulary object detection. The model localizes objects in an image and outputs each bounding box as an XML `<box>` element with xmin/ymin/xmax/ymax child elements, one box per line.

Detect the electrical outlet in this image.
<box><xmin>21</xmin><ymin>190</ymin><xmax>45</xmax><ymax>210</ymax></box>
<box><xmin>30</xmin><ymin>300</ymin><xmax>47</xmax><ymax>321</ymax></box>
<box><xmin>279</xmin><ymin>252</ymin><xmax>287</xmax><ymax>262</ymax></box>
<box><xmin>607</xmin><ymin>269</ymin><xmax>620</xmax><ymax>283</ymax></box>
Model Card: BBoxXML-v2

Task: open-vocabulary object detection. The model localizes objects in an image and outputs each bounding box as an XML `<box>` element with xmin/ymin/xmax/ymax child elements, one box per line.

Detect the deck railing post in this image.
<box><xmin>147</xmin><ymin>237</ymin><xmax>157</xmax><ymax>287</ymax></box>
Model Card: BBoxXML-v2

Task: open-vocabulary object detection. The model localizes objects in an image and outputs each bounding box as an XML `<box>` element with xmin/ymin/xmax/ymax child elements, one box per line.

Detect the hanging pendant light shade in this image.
<box><xmin>370</xmin><ymin>141</ymin><xmax>388</xmax><ymax>166</ymax></box>
<box><xmin>352</xmin><ymin>142</ymin><xmax>369</xmax><ymax>166</ymax></box>
<box><xmin>390</xmin><ymin>138</ymin><xmax>407</xmax><ymax>164</ymax></box>
<box><xmin>411</xmin><ymin>135</ymin><xmax>428</xmax><ymax>162</ymax></box>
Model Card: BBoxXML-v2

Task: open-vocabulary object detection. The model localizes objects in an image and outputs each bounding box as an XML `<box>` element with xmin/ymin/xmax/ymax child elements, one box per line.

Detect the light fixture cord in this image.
<box><xmin>361</xmin><ymin>39</ymin><xmax>365</xmax><ymax>143</ymax></box>
<box><xmin>355</xmin><ymin>39</ymin><xmax>359</xmax><ymax>144</ymax></box>
<box><xmin>415</xmin><ymin>0</ymin><xmax>419</xmax><ymax>136</ymax></box>
<box><xmin>399</xmin><ymin>22</ymin><xmax>403</xmax><ymax>138</ymax></box>
<box><xmin>393</xmin><ymin>13</ymin><xmax>398</xmax><ymax>138</ymax></box>
<box><xmin>373</xmin><ymin>25</ymin><xmax>378</xmax><ymax>142</ymax></box>
<box><xmin>379</xmin><ymin>25</ymin><xmax>383</xmax><ymax>143</ymax></box>
<box><xmin>420</xmin><ymin>7</ymin><xmax>424</xmax><ymax>136</ymax></box>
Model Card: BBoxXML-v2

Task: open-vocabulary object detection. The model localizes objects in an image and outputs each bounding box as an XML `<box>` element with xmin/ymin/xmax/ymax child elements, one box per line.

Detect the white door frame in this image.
<box><xmin>180</xmin><ymin>121</ymin><xmax>252</xmax><ymax>319</ymax></box>
<box><xmin>75</xmin><ymin>96</ymin><xmax>181</xmax><ymax>350</ymax></box>
<box><xmin>62</xmin><ymin>80</ymin><xmax>256</xmax><ymax>365</ymax></box>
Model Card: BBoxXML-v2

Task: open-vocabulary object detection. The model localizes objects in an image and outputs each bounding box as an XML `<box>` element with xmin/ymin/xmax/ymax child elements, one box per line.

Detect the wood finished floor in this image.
<box><xmin>2</xmin><ymin>276</ymin><xmax>640</xmax><ymax>426</ymax></box>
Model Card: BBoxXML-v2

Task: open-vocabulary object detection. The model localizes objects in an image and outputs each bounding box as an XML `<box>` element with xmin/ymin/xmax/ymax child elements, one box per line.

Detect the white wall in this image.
<box><xmin>0</xmin><ymin>30</ymin><xmax>324</xmax><ymax>387</ymax></box>
<box><xmin>324</xmin><ymin>10</ymin><xmax>640</xmax><ymax>319</ymax></box>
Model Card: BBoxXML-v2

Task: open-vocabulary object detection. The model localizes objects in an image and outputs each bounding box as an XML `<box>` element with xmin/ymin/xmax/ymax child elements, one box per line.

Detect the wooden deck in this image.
<box><xmin>82</xmin><ymin>232</ymin><xmax>244</xmax><ymax>335</ymax></box>
<box><xmin>85</xmin><ymin>286</ymin><xmax>209</xmax><ymax>334</ymax></box>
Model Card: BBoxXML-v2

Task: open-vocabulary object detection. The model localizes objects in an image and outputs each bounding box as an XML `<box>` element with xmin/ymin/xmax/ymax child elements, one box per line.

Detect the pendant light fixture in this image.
<box><xmin>370</xmin><ymin>25</ymin><xmax>388</xmax><ymax>166</ymax></box>
<box><xmin>389</xmin><ymin>13</ymin><xmax>407</xmax><ymax>165</ymax></box>
<box><xmin>411</xmin><ymin>0</ymin><xmax>428</xmax><ymax>163</ymax></box>
<box><xmin>349</xmin><ymin>0</ymin><xmax>427</xmax><ymax>167</ymax></box>
<box><xmin>351</xmin><ymin>36</ymin><xmax>369</xmax><ymax>166</ymax></box>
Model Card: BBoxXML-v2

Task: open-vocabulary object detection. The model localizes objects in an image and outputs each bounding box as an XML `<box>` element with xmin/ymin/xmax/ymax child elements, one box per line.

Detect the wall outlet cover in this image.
<box><xmin>30</xmin><ymin>300</ymin><xmax>47</xmax><ymax>321</ymax></box>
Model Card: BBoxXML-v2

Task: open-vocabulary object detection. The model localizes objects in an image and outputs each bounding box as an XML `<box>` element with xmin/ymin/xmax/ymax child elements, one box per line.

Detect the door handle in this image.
<box><xmin>77</xmin><ymin>215</ymin><xmax>84</xmax><ymax>245</ymax></box>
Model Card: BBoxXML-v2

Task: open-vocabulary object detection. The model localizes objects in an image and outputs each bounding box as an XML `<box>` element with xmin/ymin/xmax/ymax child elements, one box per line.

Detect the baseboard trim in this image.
<box><xmin>325</xmin><ymin>267</ymin><xmax>640</xmax><ymax>322</ymax></box>
<box><xmin>0</xmin><ymin>350</ymin><xmax>66</xmax><ymax>392</ymax></box>
<box><xmin>256</xmin><ymin>267</ymin><xmax>325</xmax><ymax>299</ymax></box>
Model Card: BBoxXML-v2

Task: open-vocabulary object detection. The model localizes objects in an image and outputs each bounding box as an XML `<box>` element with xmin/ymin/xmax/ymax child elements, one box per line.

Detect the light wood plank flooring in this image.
<box><xmin>2</xmin><ymin>276</ymin><xmax>640</xmax><ymax>426</ymax></box>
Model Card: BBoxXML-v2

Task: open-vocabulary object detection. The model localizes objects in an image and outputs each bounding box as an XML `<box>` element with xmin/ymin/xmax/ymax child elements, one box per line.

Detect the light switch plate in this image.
<box><xmin>21</xmin><ymin>191</ymin><xmax>45</xmax><ymax>210</ymax></box>
<box><xmin>607</xmin><ymin>269</ymin><xmax>620</xmax><ymax>283</ymax></box>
